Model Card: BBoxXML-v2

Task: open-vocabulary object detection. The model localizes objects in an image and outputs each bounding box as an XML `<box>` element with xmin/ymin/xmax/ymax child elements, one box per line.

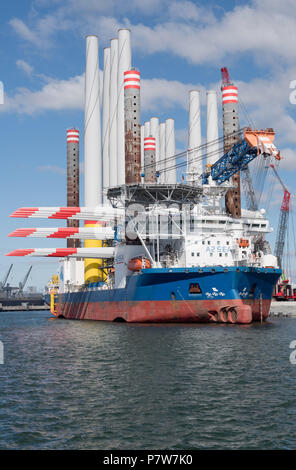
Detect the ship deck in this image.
<box><xmin>107</xmin><ymin>183</ymin><xmax>203</xmax><ymax>207</ymax></box>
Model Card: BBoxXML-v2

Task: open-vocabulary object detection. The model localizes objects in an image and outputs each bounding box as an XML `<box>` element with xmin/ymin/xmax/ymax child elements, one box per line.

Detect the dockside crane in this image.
<box><xmin>269</xmin><ymin>164</ymin><xmax>295</xmax><ymax>300</ymax></box>
<box><xmin>18</xmin><ymin>265</ymin><xmax>32</xmax><ymax>295</ymax></box>
<box><xmin>0</xmin><ymin>264</ymin><xmax>13</xmax><ymax>290</ymax></box>
<box><xmin>270</xmin><ymin>164</ymin><xmax>291</xmax><ymax>271</ymax></box>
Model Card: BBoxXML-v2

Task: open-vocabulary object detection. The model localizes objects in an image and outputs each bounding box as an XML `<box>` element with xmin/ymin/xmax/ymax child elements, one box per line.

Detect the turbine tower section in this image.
<box><xmin>144</xmin><ymin>136</ymin><xmax>156</xmax><ymax>183</ymax></box>
<box><xmin>150</xmin><ymin>117</ymin><xmax>159</xmax><ymax>173</ymax></box>
<box><xmin>188</xmin><ymin>90</ymin><xmax>202</xmax><ymax>182</ymax></box>
<box><xmin>84</xmin><ymin>35</ymin><xmax>102</xmax><ymax>284</ymax></box>
<box><xmin>221</xmin><ymin>67</ymin><xmax>241</xmax><ymax>218</ymax></box>
<box><xmin>159</xmin><ymin>122</ymin><xmax>166</xmax><ymax>184</ymax></box>
<box><xmin>165</xmin><ymin>118</ymin><xmax>176</xmax><ymax>184</ymax></box>
<box><xmin>124</xmin><ymin>69</ymin><xmax>141</xmax><ymax>184</ymax></box>
<box><xmin>109</xmin><ymin>38</ymin><xmax>118</xmax><ymax>187</ymax></box>
<box><xmin>144</xmin><ymin>121</ymin><xmax>150</xmax><ymax>138</ymax></box>
<box><xmin>206</xmin><ymin>90</ymin><xmax>219</xmax><ymax>167</ymax></box>
<box><xmin>102</xmin><ymin>47</ymin><xmax>110</xmax><ymax>202</ymax></box>
<box><xmin>66</xmin><ymin>129</ymin><xmax>80</xmax><ymax>249</ymax></box>
<box><xmin>141</xmin><ymin>125</ymin><xmax>144</xmax><ymax>180</ymax></box>
<box><xmin>84</xmin><ymin>35</ymin><xmax>102</xmax><ymax>206</ymax></box>
<box><xmin>117</xmin><ymin>29</ymin><xmax>132</xmax><ymax>185</ymax></box>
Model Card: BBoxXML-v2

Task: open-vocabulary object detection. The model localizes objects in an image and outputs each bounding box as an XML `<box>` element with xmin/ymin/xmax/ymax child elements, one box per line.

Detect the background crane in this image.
<box><xmin>18</xmin><ymin>265</ymin><xmax>32</xmax><ymax>295</ymax></box>
<box><xmin>270</xmin><ymin>164</ymin><xmax>291</xmax><ymax>271</ymax></box>
<box><xmin>0</xmin><ymin>264</ymin><xmax>13</xmax><ymax>290</ymax></box>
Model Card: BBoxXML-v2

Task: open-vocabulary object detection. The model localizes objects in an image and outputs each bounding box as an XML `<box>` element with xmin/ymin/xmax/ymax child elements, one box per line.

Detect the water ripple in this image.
<box><xmin>0</xmin><ymin>312</ymin><xmax>296</xmax><ymax>449</ymax></box>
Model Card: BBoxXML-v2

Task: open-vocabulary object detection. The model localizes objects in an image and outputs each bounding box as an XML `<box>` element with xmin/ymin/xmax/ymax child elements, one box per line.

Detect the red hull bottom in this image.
<box><xmin>56</xmin><ymin>298</ymin><xmax>271</xmax><ymax>324</ymax></box>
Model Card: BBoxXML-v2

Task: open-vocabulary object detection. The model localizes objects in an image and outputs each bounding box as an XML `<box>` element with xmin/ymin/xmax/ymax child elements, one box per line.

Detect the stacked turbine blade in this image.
<box><xmin>6</xmin><ymin>248</ymin><xmax>115</xmax><ymax>258</ymax></box>
<box><xmin>10</xmin><ymin>206</ymin><xmax>124</xmax><ymax>221</ymax></box>
<box><xmin>9</xmin><ymin>227</ymin><xmax>115</xmax><ymax>240</ymax></box>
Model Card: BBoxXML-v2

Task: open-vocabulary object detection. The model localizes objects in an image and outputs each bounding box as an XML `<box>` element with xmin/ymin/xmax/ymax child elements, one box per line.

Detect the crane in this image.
<box><xmin>202</xmin><ymin>127</ymin><xmax>281</xmax><ymax>185</ymax></box>
<box><xmin>221</xmin><ymin>66</ymin><xmax>231</xmax><ymax>86</ymax></box>
<box><xmin>270</xmin><ymin>164</ymin><xmax>291</xmax><ymax>270</ymax></box>
<box><xmin>0</xmin><ymin>264</ymin><xmax>13</xmax><ymax>290</ymax></box>
<box><xmin>18</xmin><ymin>265</ymin><xmax>32</xmax><ymax>294</ymax></box>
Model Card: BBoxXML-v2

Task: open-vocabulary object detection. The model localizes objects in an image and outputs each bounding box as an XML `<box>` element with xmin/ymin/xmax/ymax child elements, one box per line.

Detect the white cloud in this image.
<box><xmin>10</xmin><ymin>12</ymin><xmax>72</xmax><ymax>48</ymax></box>
<box><xmin>168</xmin><ymin>1</ymin><xmax>212</xmax><ymax>23</ymax></box>
<box><xmin>37</xmin><ymin>165</ymin><xmax>66</xmax><ymax>175</ymax></box>
<box><xmin>10</xmin><ymin>18</ymin><xmax>39</xmax><ymax>44</ymax></box>
<box><xmin>10</xmin><ymin>0</ymin><xmax>296</xmax><ymax>66</ymax></box>
<box><xmin>1</xmin><ymin>74</ymin><xmax>84</xmax><ymax>115</ymax></box>
<box><xmin>278</xmin><ymin>148</ymin><xmax>296</xmax><ymax>171</ymax></box>
<box><xmin>68</xmin><ymin>0</ymin><xmax>163</xmax><ymax>15</ymax></box>
<box><xmin>16</xmin><ymin>60</ymin><xmax>34</xmax><ymax>76</ymax></box>
<box><xmin>4</xmin><ymin>0</ymin><xmax>296</xmax><ymax>166</ymax></box>
<box><xmin>234</xmin><ymin>67</ymin><xmax>296</xmax><ymax>148</ymax></box>
<box><xmin>88</xmin><ymin>1</ymin><xmax>296</xmax><ymax>67</ymax></box>
<box><xmin>142</xmin><ymin>78</ymin><xmax>204</xmax><ymax>112</ymax></box>
<box><xmin>1</xmin><ymin>70</ymin><xmax>202</xmax><ymax>116</ymax></box>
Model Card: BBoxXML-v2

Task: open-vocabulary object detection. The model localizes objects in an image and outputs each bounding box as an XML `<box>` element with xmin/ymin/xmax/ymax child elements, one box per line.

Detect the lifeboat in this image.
<box><xmin>128</xmin><ymin>257</ymin><xmax>151</xmax><ymax>271</ymax></box>
<box><xmin>237</xmin><ymin>238</ymin><xmax>249</xmax><ymax>248</ymax></box>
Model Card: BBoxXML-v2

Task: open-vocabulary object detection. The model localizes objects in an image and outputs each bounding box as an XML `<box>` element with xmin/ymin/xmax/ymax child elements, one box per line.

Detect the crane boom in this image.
<box><xmin>19</xmin><ymin>265</ymin><xmax>32</xmax><ymax>292</ymax></box>
<box><xmin>241</xmin><ymin>167</ymin><xmax>258</xmax><ymax>211</ymax></box>
<box><xmin>221</xmin><ymin>67</ymin><xmax>231</xmax><ymax>86</ymax></box>
<box><xmin>1</xmin><ymin>264</ymin><xmax>13</xmax><ymax>288</ymax></box>
<box><xmin>270</xmin><ymin>164</ymin><xmax>291</xmax><ymax>270</ymax></box>
<box><xmin>202</xmin><ymin>128</ymin><xmax>281</xmax><ymax>185</ymax></box>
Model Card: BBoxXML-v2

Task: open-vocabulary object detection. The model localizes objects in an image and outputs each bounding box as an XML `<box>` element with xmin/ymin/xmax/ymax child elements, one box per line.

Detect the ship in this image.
<box><xmin>51</xmin><ymin>189</ymin><xmax>281</xmax><ymax>324</ymax></box>
<box><xmin>7</xmin><ymin>33</ymin><xmax>282</xmax><ymax>324</ymax></box>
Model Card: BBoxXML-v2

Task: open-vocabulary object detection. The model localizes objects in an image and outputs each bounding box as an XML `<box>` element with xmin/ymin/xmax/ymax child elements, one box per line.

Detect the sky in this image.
<box><xmin>0</xmin><ymin>0</ymin><xmax>296</xmax><ymax>289</ymax></box>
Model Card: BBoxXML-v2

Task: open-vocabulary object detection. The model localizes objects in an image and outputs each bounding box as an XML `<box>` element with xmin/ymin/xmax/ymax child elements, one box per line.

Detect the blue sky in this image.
<box><xmin>1</xmin><ymin>0</ymin><xmax>296</xmax><ymax>288</ymax></box>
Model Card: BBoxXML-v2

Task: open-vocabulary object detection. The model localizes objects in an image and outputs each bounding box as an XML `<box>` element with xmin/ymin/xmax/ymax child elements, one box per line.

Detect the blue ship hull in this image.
<box><xmin>51</xmin><ymin>266</ymin><xmax>281</xmax><ymax>324</ymax></box>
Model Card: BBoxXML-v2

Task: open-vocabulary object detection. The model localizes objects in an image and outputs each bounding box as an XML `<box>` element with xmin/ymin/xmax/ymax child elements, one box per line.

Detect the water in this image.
<box><xmin>0</xmin><ymin>311</ymin><xmax>296</xmax><ymax>450</ymax></box>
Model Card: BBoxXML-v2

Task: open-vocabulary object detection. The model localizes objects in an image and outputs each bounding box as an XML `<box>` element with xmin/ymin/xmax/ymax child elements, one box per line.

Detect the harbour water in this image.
<box><xmin>0</xmin><ymin>311</ymin><xmax>296</xmax><ymax>450</ymax></box>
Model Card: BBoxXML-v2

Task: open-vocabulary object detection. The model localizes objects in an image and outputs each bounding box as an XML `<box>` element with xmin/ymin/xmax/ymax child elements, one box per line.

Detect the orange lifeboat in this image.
<box><xmin>237</xmin><ymin>238</ymin><xmax>249</xmax><ymax>248</ymax></box>
<box><xmin>128</xmin><ymin>257</ymin><xmax>151</xmax><ymax>271</ymax></box>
